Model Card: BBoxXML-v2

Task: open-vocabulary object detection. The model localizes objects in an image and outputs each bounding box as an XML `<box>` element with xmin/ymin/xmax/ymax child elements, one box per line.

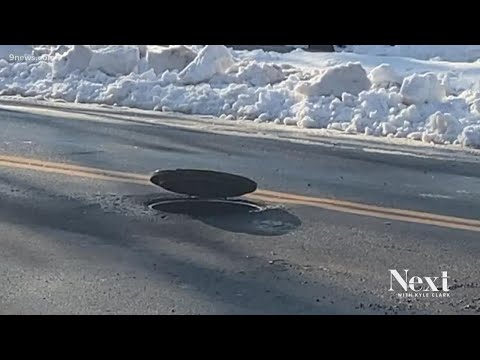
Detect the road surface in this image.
<box><xmin>1</xmin><ymin>99</ymin><xmax>479</xmax><ymax>315</ymax></box>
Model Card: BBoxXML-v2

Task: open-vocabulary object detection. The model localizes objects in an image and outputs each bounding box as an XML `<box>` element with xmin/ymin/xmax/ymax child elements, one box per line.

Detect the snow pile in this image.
<box><xmin>459</xmin><ymin>125</ymin><xmax>480</xmax><ymax>147</ymax></box>
<box><xmin>179</xmin><ymin>45</ymin><xmax>235</xmax><ymax>84</ymax></box>
<box><xmin>146</xmin><ymin>45</ymin><xmax>196</xmax><ymax>75</ymax></box>
<box><xmin>369</xmin><ymin>64</ymin><xmax>403</xmax><ymax>88</ymax></box>
<box><xmin>52</xmin><ymin>45</ymin><xmax>92</xmax><ymax>78</ymax></box>
<box><xmin>236</xmin><ymin>62</ymin><xmax>285</xmax><ymax>86</ymax></box>
<box><xmin>400</xmin><ymin>73</ymin><xmax>446</xmax><ymax>105</ymax></box>
<box><xmin>337</xmin><ymin>45</ymin><xmax>480</xmax><ymax>63</ymax></box>
<box><xmin>295</xmin><ymin>62</ymin><xmax>371</xmax><ymax>97</ymax></box>
<box><xmin>2</xmin><ymin>45</ymin><xmax>480</xmax><ymax>149</ymax></box>
<box><xmin>424</xmin><ymin>112</ymin><xmax>463</xmax><ymax>143</ymax></box>
<box><xmin>89</xmin><ymin>45</ymin><xmax>140</xmax><ymax>76</ymax></box>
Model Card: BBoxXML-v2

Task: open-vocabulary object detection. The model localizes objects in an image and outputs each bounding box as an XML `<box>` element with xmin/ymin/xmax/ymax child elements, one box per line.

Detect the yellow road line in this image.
<box><xmin>1</xmin><ymin>154</ymin><xmax>479</xmax><ymax>232</ymax></box>
<box><xmin>0</xmin><ymin>158</ymin><xmax>149</xmax><ymax>185</ymax></box>
<box><xmin>0</xmin><ymin>155</ymin><xmax>147</xmax><ymax>180</ymax></box>
<box><xmin>252</xmin><ymin>189</ymin><xmax>480</xmax><ymax>227</ymax></box>
<box><xmin>246</xmin><ymin>193</ymin><xmax>480</xmax><ymax>233</ymax></box>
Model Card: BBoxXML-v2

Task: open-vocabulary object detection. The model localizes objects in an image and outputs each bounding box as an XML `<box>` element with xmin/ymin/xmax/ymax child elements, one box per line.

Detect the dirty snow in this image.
<box><xmin>1</xmin><ymin>45</ymin><xmax>480</xmax><ymax>149</ymax></box>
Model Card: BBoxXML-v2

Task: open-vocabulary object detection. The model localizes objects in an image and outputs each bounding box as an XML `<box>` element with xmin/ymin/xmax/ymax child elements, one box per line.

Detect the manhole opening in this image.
<box><xmin>148</xmin><ymin>198</ymin><xmax>263</xmax><ymax>216</ymax></box>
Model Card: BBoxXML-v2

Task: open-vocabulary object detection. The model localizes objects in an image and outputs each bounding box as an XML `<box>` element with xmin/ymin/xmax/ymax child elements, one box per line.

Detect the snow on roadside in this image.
<box><xmin>337</xmin><ymin>45</ymin><xmax>480</xmax><ymax>63</ymax></box>
<box><xmin>1</xmin><ymin>45</ymin><xmax>480</xmax><ymax>149</ymax></box>
<box><xmin>146</xmin><ymin>45</ymin><xmax>196</xmax><ymax>75</ymax></box>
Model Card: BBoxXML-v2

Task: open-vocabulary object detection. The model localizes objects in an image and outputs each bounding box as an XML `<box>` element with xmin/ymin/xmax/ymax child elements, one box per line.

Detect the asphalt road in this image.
<box><xmin>1</xmin><ymin>100</ymin><xmax>480</xmax><ymax>315</ymax></box>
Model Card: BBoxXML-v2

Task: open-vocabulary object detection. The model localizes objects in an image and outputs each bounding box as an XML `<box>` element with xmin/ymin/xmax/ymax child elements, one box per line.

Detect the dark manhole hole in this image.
<box><xmin>148</xmin><ymin>169</ymin><xmax>301</xmax><ymax>235</ymax></box>
<box><xmin>147</xmin><ymin>197</ymin><xmax>301</xmax><ymax>235</ymax></box>
<box><xmin>149</xmin><ymin>198</ymin><xmax>263</xmax><ymax>216</ymax></box>
<box><xmin>150</xmin><ymin>169</ymin><xmax>257</xmax><ymax>198</ymax></box>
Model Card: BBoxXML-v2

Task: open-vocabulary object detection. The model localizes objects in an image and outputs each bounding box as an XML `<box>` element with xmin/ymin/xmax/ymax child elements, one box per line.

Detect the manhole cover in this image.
<box><xmin>150</xmin><ymin>169</ymin><xmax>257</xmax><ymax>198</ymax></box>
<box><xmin>149</xmin><ymin>198</ymin><xmax>262</xmax><ymax>216</ymax></box>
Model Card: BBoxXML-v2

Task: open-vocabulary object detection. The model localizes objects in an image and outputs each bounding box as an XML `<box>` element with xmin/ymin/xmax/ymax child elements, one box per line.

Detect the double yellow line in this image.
<box><xmin>1</xmin><ymin>154</ymin><xmax>480</xmax><ymax>233</ymax></box>
<box><xmin>0</xmin><ymin>155</ymin><xmax>148</xmax><ymax>185</ymax></box>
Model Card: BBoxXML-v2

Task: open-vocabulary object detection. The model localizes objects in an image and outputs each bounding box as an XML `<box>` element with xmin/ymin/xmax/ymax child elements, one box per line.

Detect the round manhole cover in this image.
<box><xmin>149</xmin><ymin>198</ymin><xmax>262</xmax><ymax>216</ymax></box>
<box><xmin>150</xmin><ymin>169</ymin><xmax>257</xmax><ymax>198</ymax></box>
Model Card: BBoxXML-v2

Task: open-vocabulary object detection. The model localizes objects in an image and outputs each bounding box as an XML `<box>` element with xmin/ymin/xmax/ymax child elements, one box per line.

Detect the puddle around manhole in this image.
<box><xmin>149</xmin><ymin>198</ymin><xmax>263</xmax><ymax>216</ymax></box>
